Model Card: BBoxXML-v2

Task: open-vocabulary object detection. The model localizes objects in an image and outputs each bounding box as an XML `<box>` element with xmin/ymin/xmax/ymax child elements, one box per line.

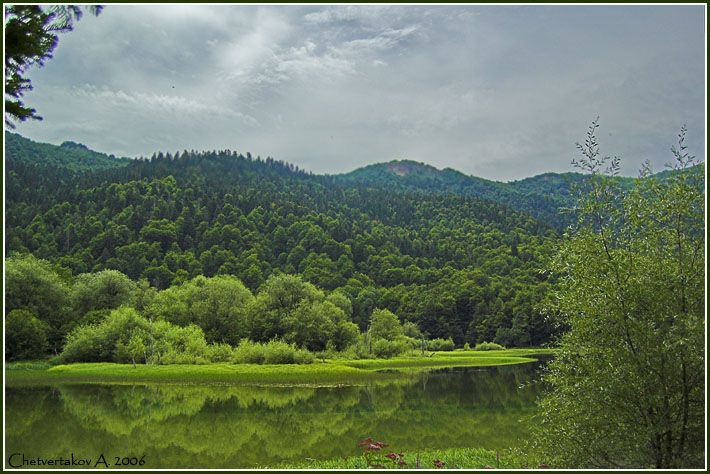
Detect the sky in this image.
<box><xmin>8</xmin><ymin>4</ymin><xmax>707</xmax><ymax>182</ymax></box>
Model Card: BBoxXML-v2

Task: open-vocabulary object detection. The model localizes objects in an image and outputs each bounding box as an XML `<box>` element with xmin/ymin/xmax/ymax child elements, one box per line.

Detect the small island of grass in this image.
<box><xmin>5</xmin><ymin>348</ymin><xmax>553</xmax><ymax>386</ymax></box>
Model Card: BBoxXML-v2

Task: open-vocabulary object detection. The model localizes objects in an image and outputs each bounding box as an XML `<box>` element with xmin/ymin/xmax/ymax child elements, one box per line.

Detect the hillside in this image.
<box><xmin>5</xmin><ymin>136</ymin><xmax>563</xmax><ymax>351</ymax></box>
<box><xmin>1</xmin><ymin>134</ymin><xmax>605</xmax><ymax>228</ymax></box>
<box><xmin>335</xmin><ymin>159</ymin><xmax>580</xmax><ymax>227</ymax></box>
<box><xmin>334</xmin><ymin>159</ymin><xmax>699</xmax><ymax>228</ymax></box>
<box><xmin>4</xmin><ymin>132</ymin><xmax>132</xmax><ymax>172</ymax></box>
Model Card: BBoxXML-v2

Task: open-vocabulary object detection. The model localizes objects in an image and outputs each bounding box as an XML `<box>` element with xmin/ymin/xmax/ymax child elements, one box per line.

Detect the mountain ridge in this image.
<box><xmin>4</xmin><ymin>132</ymin><xmax>132</xmax><ymax>173</ymax></box>
<box><xmin>6</xmin><ymin>133</ymin><xmax>694</xmax><ymax>229</ymax></box>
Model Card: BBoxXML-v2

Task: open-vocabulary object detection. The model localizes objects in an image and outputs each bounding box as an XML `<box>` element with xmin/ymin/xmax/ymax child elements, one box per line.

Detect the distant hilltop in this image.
<box><xmin>60</xmin><ymin>141</ymin><xmax>90</xmax><ymax>151</ymax></box>
<box><xmin>385</xmin><ymin>160</ymin><xmax>439</xmax><ymax>177</ymax></box>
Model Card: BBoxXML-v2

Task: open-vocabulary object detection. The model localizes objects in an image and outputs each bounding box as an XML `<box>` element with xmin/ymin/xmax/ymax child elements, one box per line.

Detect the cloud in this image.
<box><xmin>71</xmin><ymin>85</ymin><xmax>258</xmax><ymax>124</ymax></box>
<box><xmin>303</xmin><ymin>5</ymin><xmax>393</xmax><ymax>26</ymax></box>
<box><xmin>12</xmin><ymin>4</ymin><xmax>705</xmax><ymax>181</ymax></box>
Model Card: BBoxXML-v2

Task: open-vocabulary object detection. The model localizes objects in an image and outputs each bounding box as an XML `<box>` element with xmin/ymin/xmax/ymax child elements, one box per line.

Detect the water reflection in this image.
<box><xmin>5</xmin><ymin>362</ymin><xmax>545</xmax><ymax>468</ymax></box>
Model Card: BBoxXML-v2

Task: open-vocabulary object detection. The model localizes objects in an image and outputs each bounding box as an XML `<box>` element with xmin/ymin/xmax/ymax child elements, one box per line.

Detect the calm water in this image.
<box><xmin>5</xmin><ymin>361</ymin><xmax>546</xmax><ymax>469</ymax></box>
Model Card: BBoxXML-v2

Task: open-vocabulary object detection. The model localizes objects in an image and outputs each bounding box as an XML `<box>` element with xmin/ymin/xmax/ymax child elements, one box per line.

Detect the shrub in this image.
<box><xmin>473</xmin><ymin>341</ymin><xmax>506</xmax><ymax>351</ymax></box>
<box><xmin>5</xmin><ymin>309</ymin><xmax>50</xmax><ymax>361</ymax></box>
<box><xmin>293</xmin><ymin>348</ymin><xmax>315</xmax><ymax>365</ymax></box>
<box><xmin>59</xmin><ymin>308</ymin><xmax>217</xmax><ymax>365</ymax></box>
<box><xmin>232</xmin><ymin>339</ymin><xmax>266</xmax><ymax>364</ymax></box>
<box><xmin>263</xmin><ymin>339</ymin><xmax>298</xmax><ymax>364</ymax></box>
<box><xmin>59</xmin><ymin>306</ymin><xmax>149</xmax><ymax>363</ymax></box>
<box><xmin>427</xmin><ymin>337</ymin><xmax>455</xmax><ymax>351</ymax></box>
<box><xmin>372</xmin><ymin>338</ymin><xmax>408</xmax><ymax>359</ymax></box>
<box><xmin>160</xmin><ymin>351</ymin><xmax>209</xmax><ymax>365</ymax></box>
<box><xmin>231</xmin><ymin>339</ymin><xmax>314</xmax><ymax>365</ymax></box>
<box><xmin>206</xmin><ymin>343</ymin><xmax>235</xmax><ymax>362</ymax></box>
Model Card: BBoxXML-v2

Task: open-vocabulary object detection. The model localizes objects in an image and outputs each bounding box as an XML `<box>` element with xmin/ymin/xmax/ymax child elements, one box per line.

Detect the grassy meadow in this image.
<box><xmin>5</xmin><ymin>349</ymin><xmax>553</xmax><ymax>386</ymax></box>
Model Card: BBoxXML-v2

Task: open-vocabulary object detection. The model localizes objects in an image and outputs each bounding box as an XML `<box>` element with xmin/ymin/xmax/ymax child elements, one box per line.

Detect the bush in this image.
<box><xmin>231</xmin><ymin>339</ymin><xmax>314</xmax><ymax>365</ymax></box>
<box><xmin>59</xmin><ymin>306</ymin><xmax>149</xmax><ymax>363</ymax></box>
<box><xmin>263</xmin><ymin>339</ymin><xmax>298</xmax><ymax>364</ymax></box>
<box><xmin>427</xmin><ymin>337</ymin><xmax>455</xmax><ymax>351</ymax></box>
<box><xmin>159</xmin><ymin>324</ymin><xmax>210</xmax><ymax>364</ymax></box>
<box><xmin>206</xmin><ymin>343</ymin><xmax>235</xmax><ymax>362</ymax></box>
<box><xmin>160</xmin><ymin>351</ymin><xmax>209</xmax><ymax>365</ymax></box>
<box><xmin>372</xmin><ymin>338</ymin><xmax>408</xmax><ymax>359</ymax></box>
<box><xmin>293</xmin><ymin>348</ymin><xmax>315</xmax><ymax>365</ymax></box>
<box><xmin>473</xmin><ymin>341</ymin><xmax>506</xmax><ymax>351</ymax></box>
<box><xmin>5</xmin><ymin>309</ymin><xmax>50</xmax><ymax>361</ymax></box>
<box><xmin>59</xmin><ymin>308</ymin><xmax>217</xmax><ymax>365</ymax></box>
<box><xmin>232</xmin><ymin>339</ymin><xmax>266</xmax><ymax>364</ymax></box>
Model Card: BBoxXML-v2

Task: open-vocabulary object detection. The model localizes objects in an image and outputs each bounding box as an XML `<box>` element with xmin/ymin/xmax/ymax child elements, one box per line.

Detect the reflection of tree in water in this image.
<box><xmin>6</xmin><ymin>363</ymin><xmax>544</xmax><ymax>468</ymax></box>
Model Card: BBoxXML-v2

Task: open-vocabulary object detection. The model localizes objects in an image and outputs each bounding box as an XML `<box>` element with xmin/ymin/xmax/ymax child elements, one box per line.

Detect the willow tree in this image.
<box><xmin>536</xmin><ymin>121</ymin><xmax>705</xmax><ymax>468</ymax></box>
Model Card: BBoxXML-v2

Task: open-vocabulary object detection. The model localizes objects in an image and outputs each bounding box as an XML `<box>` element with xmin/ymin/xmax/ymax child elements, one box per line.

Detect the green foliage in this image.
<box><xmin>70</xmin><ymin>269</ymin><xmax>138</xmax><ymax>319</ymax></box>
<box><xmin>473</xmin><ymin>341</ymin><xmax>506</xmax><ymax>351</ymax></box>
<box><xmin>248</xmin><ymin>274</ymin><xmax>357</xmax><ymax>352</ymax></box>
<box><xmin>536</xmin><ymin>123</ymin><xmax>705</xmax><ymax>468</ymax></box>
<box><xmin>372</xmin><ymin>338</ymin><xmax>409</xmax><ymax>359</ymax></box>
<box><xmin>4</xmin><ymin>132</ymin><xmax>130</xmax><ymax>172</ymax></box>
<box><xmin>4</xmin><ymin>253</ymin><xmax>72</xmax><ymax>354</ymax></box>
<box><xmin>230</xmin><ymin>339</ymin><xmax>314</xmax><ymax>365</ymax></box>
<box><xmin>336</xmin><ymin>159</ymin><xmax>591</xmax><ymax>228</ymax></box>
<box><xmin>206</xmin><ymin>343</ymin><xmax>235</xmax><ymax>363</ymax></box>
<box><xmin>158</xmin><ymin>324</ymin><xmax>210</xmax><ymax>365</ymax></box>
<box><xmin>370</xmin><ymin>308</ymin><xmax>402</xmax><ymax>342</ymax></box>
<box><xmin>4</xmin><ymin>133</ymin><xmax>589</xmax><ymax>355</ymax></box>
<box><xmin>427</xmin><ymin>337</ymin><xmax>455</xmax><ymax>351</ymax></box>
<box><xmin>114</xmin><ymin>328</ymin><xmax>147</xmax><ymax>367</ymax></box>
<box><xmin>276</xmin><ymin>446</ymin><xmax>545</xmax><ymax>470</ymax></box>
<box><xmin>4</xmin><ymin>6</ymin><xmax>58</xmax><ymax>126</ymax></box>
<box><xmin>59</xmin><ymin>306</ymin><xmax>149</xmax><ymax>363</ymax></box>
<box><xmin>401</xmin><ymin>321</ymin><xmax>421</xmax><ymax>339</ymax></box>
<box><xmin>4</xmin><ymin>6</ymin><xmax>101</xmax><ymax>126</ymax></box>
<box><xmin>147</xmin><ymin>274</ymin><xmax>253</xmax><ymax>345</ymax></box>
<box><xmin>5</xmin><ymin>309</ymin><xmax>50</xmax><ymax>360</ymax></box>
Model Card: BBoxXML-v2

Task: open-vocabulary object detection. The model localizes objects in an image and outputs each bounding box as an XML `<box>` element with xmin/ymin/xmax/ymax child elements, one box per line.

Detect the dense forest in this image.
<box><xmin>5</xmin><ymin>132</ymin><xmax>576</xmax><ymax>361</ymax></box>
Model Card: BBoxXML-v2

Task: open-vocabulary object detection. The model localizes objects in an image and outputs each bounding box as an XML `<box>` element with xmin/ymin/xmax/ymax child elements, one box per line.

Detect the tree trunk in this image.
<box><xmin>150</xmin><ymin>316</ymin><xmax>154</xmax><ymax>366</ymax></box>
<box><xmin>368</xmin><ymin>325</ymin><xmax>372</xmax><ymax>355</ymax></box>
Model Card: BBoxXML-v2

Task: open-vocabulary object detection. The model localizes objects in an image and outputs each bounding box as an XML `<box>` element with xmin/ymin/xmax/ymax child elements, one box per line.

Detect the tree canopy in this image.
<box><xmin>535</xmin><ymin>122</ymin><xmax>705</xmax><ymax>468</ymax></box>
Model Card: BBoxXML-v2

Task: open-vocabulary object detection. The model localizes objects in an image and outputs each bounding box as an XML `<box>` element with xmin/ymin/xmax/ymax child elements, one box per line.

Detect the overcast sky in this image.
<box><xmin>10</xmin><ymin>4</ymin><xmax>706</xmax><ymax>181</ymax></box>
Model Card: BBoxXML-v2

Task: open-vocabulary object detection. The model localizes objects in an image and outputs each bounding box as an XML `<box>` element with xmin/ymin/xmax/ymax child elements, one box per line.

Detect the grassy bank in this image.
<box><xmin>268</xmin><ymin>446</ymin><xmax>549</xmax><ymax>469</ymax></box>
<box><xmin>5</xmin><ymin>349</ymin><xmax>553</xmax><ymax>386</ymax></box>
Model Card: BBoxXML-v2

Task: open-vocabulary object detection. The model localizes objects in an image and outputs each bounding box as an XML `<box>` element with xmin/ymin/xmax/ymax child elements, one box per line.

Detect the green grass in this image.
<box><xmin>340</xmin><ymin>355</ymin><xmax>536</xmax><ymax>370</ymax></box>
<box><xmin>268</xmin><ymin>446</ymin><xmax>549</xmax><ymax>469</ymax></box>
<box><xmin>5</xmin><ymin>349</ymin><xmax>554</xmax><ymax>386</ymax></box>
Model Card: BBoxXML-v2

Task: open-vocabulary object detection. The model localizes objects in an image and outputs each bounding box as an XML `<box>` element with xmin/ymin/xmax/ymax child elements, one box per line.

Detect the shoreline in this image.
<box><xmin>5</xmin><ymin>349</ymin><xmax>553</xmax><ymax>386</ymax></box>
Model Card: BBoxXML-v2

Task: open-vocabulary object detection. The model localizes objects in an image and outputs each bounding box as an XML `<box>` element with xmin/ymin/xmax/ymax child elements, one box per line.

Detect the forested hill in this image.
<box><xmin>5</xmin><ymin>134</ymin><xmax>563</xmax><ymax>349</ymax></box>
<box><xmin>5</xmin><ymin>132</ymin><xmax>132</xmax><ymax>172</ymax></box>
<box><xmin>334</xmin><ymin>160</ymin><xmax>584</xmax><ymax>227</ymax></box>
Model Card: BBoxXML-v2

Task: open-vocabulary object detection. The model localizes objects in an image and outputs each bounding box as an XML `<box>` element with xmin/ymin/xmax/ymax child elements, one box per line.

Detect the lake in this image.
<box><xmin>5</xmin><ymin>360</ymin><xmax>546</xmax><ymax>469</ymax></box>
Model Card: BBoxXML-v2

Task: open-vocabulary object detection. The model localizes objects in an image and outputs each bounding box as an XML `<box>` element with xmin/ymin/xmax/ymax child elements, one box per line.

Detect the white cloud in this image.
<box><xmin>303</xmin><ymin>5</ymin><xmax>393</xmax><ymax>26</ymax></box>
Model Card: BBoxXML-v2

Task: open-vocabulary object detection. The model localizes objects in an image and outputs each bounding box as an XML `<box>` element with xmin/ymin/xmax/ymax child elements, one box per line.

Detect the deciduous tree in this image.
<box><xmin>536</xmin><ymin>122</ymin><xmax>705</xmax><ymax>468</ymax></box>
